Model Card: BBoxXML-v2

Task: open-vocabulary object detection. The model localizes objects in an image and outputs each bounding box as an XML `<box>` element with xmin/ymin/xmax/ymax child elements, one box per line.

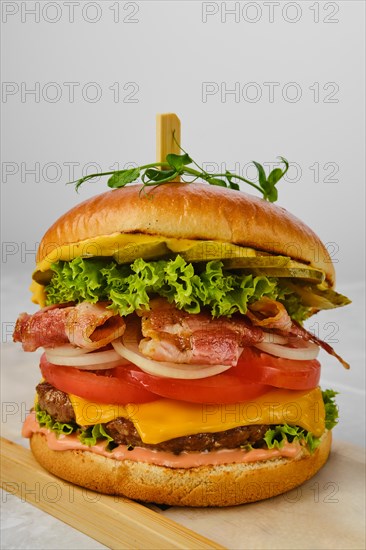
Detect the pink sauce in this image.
<box><xmin>23</xmin><ymin>412</ymin><xmax>303</xmax><ymax>469</ymax></box>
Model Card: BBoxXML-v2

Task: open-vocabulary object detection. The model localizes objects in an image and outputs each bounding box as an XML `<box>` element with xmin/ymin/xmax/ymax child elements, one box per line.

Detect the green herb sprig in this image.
<box><xmin>71</xmin><ymin>137</ymin><xmax>289</xmax><ymax>202</ymax></box>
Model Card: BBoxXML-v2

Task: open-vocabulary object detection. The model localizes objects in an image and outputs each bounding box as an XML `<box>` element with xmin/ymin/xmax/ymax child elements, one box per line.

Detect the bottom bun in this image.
<box><xmin>30</xmin><ymin>431</ymin><xmax>332</xmax><ymax>507</ymax></box>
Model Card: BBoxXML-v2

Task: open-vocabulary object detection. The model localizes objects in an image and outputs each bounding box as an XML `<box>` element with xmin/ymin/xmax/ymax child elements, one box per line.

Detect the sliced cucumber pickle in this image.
<box><xmin>283</xmin><ymin>280</ymin><xmax>351</xmax><ymax>309</ymax></box>
<box><xmin>33</xmin><ymin>269</ymin><xmax>53</xmax><ymax>285</ymax></box>
<box><xmin>175</xmin><ymin>240</ymin><xmax>271</xmax><ymax>263</ymax></box>
<box><xmin>113</xmin><ymin>241</ymin><xmax>169</xmax><ymax>264</ymax></box>
<box><xmin>238</xmin><ymin>266</ymin><xmax>325</xmax><ymax>284</ymax></box>
<box><xmin>222</xmin><ymin>256</ymin><xmax>291</xmax><ymax>269</ymax></box>
<box><xmin>32</xmin><ymin>235</ymin><xmax>327</xmax><ymax>288</ymax></box>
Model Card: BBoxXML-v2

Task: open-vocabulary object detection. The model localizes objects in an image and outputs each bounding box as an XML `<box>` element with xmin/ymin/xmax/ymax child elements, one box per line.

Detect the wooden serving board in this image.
<box><xmin>2</xmin><ymin>436</ymin><xmax>365</xmax><ymax>550</ymax></box>
<box><xmin>0</xmin><ymin>437</ymin><xmax>224</xmax><ymax>550</ymax></box>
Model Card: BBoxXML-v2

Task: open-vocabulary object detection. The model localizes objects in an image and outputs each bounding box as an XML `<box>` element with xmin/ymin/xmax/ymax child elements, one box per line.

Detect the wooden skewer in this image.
<box><xmin>156</xmin><ymin>113</ymin><xmax>181</xmax><ymax>181</ymax></box>
<box><xmin>1</xmin><ymin>437</ymin><xmax>225</xmax><ymax>550</ymax></box>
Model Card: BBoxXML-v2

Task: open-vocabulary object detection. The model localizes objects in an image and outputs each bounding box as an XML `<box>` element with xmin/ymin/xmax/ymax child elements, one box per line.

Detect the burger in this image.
<box><xmin>13</xmin><ymin>183</ymin><xmax>350</xmax><ymax>507</ymax></box>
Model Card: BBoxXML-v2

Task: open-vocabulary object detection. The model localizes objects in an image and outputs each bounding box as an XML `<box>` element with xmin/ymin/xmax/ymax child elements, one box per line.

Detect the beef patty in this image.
<box><xmin>36</xmin><ymin>382</ymin><xmax>268</xmax><ymax>454</ymax></box>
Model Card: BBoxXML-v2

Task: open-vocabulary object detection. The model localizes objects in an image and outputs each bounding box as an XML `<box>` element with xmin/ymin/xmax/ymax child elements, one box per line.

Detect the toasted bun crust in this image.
<box><xmin>30</xmin><ymin>430</ymin><xmax>331</xmax><ymax>507</ymax></box>
<box><xmin>37</xmin><ymin>184</ymin><xmax>335</xmax><ymax>285</ymax></box>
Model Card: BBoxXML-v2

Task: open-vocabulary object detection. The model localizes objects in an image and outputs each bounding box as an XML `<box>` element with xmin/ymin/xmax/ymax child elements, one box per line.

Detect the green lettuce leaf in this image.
<box><xmin>35</xmin><ymin>404</ymin><xmax>76</xmax><ymax>436</ymax></box>
<box><xmin>322</xmin><ymin>389</ymin><xmax>339</xmax><ymax>430</ymax></box>
<box><xmin>279</xmin><ymin>292</ymin><xmax>313</xmax><ymax>322</ymax></box>
<box><xmin>78</xmin><ymin>423</ymin><xmax>116</xmax><ymax>449</ymax></box>
<box><xmin>46</xmin><ymin>256</ymin><xmax>310</xmax><ymax>320</ymax></box>
<box><xmin>45</xmin><ymin>258</ymin><xmax>109</xmax><ymax>305</ymax></box>
<box><xmin>35</xmin><ymin>404</ymin><xmax>115</xmax><ymax>449</ymax></box>
<box><xmin>263</xmin><ymin>424</ymin><xmax>321</xmax><ymax>454</ymax></box>
<box><xmin>263</xmin><ymin>390</ymin><xmax>339</xmax><ymax>454</ymax></box>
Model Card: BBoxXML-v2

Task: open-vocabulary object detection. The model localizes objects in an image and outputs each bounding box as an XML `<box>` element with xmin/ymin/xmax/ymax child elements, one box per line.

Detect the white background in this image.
<box><xmin>2</xmin><ymin>1</ymin><xmax>365</xmax><ymax>285</ymax></box>
<box><xmin>1</xmin><ymin>2</ymin><xmax>365</xmax><ymax>548</ymax></box>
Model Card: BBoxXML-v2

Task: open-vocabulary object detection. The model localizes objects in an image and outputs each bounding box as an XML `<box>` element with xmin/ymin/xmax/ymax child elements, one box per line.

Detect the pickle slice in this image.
<box><xmin>33</xmin><ymin>269</ymin><xmax>54</xmax><ymax>285</ymax></box>
<box><xmin>223</xmin><ymin>257</ymin><xmax>325</xmax><ymax>283</ymax></box>
<box><xmin>113</xmin><ymin>241</ymin><xmax>169</xmax><ymax>264</ymax></box>
<box><xmin>283</xmin><ymin>280</ymin><xmax>351</xmax><ymax>309</ymax></box>
<box><xmin>222</xmin><ymin>256</ymin><xmax>291</xmax><ymax>269</ymax></box>
<box><xmin>174</xmin><ymin>240</ymin><xmax>272</xmax><ymax>263</ymax></box>
<box><xmin>238</xmin><ymin>266</ymin><xmax>325</xmax><ymax>284</ymax></box>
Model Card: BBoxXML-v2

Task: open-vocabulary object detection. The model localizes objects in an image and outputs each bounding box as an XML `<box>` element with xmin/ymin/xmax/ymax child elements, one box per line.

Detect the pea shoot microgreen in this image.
<box><xmin>71</xmin><ymin>135</ymin><xmax>289</xmax><ymax>203</ymax></box>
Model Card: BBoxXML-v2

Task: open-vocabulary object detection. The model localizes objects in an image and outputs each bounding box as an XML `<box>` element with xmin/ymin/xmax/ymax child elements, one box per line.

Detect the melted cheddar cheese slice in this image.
<box><xmin>68</xmin><ymin>387</ymin><xmax>325</xmax><ymax>444</ymax></box>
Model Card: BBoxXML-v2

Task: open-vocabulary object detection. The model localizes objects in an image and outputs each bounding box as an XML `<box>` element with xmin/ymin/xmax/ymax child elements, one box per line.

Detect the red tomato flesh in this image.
<box><xmin>39</xmin><ymin>354</ymin><xmax>158</xmax><ymax>405</ymax></box>
<box><xmin>40</xmin><ymin>345</ymin><xmax>321</xmax><ymax>406</ymax></box>
<box><xmin>234</xmin><ymin>347</ymin><xmax>321</xmax><ymax>390</ymax></box>
<box><xmin>128</xmin><ymin>369</ymin><xmax>271</xmax><ymax>404</ymax></box>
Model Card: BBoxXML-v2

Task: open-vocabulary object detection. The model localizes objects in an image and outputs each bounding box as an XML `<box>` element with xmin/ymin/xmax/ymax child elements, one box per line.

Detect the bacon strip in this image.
<box><xmin>139</xmin><ymin>299</ymin><xmax>264</xmax><ymax>366</ymax></box>
<box><xmin>13</xmin><ymin>306</ymin><xmax>72</xmax><ymax>352</ymax></box>
<box><xmin>287</xmin><ymin>321</ymin><xmax>350</xmax><ymax>370</ymax></box>
<box><xmin>246</xmin><ymin>297</ymin><xmax>349</xmax><ymax>369</ymax></box>
<box><xmin>247</xmin><ymin>297</ymin><xmax>292</xmax><ymax>331</ymax></box>
<box><xmin>65</xmin><ymin>302</ymin><xmax>125</xmax><ymax>350</ymax></box>
<box><xmin>14</xmin><ymin>296</ymin><xmax>349</xmax><ymax>369</ymax></box>
<box><xmin>13</xmin><ymin>303</ymin><xmax>125</xmax><ymax>352</ymax></box>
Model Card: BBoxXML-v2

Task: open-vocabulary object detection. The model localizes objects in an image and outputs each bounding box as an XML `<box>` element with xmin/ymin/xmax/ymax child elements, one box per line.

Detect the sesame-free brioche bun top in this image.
<box><xmin>37</xmin><ymin>183</ymin><xmax>335</xmax><ymax>285</ymax></box>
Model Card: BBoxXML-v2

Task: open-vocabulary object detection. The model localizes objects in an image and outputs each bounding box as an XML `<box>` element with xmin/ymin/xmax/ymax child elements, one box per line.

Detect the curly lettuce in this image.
<box><xmin>45</xmin><ymin>255</ymin><xmax>310</xmax><ymax>320</ymax></box>
<box><xmin>263</xmin><ymin>389</ymin><xmax>339</xmax><ymax>453</ymax></box>
<box><xmin>322</xmin><ymin>389</ymin><xmax>339</xmax><ymax>430</ymax></box>
<box><xmin>35</xmin><ymin>405</ymin><xmax>116</xmax><ymax>449</ymax></box>
<box><xmin>35</xmin><ymin>404</ymin><xmax>75</xmax><ymax>436</ymax></box>
<box><xmin>263</xmin><ymin>424</ymin><xmax>321</xmax><ymax>454</ymax></box>
<box><xmin>78</xmin><ymin>423</ymin><xmax>116</xmax><ymax>450</ymax></box>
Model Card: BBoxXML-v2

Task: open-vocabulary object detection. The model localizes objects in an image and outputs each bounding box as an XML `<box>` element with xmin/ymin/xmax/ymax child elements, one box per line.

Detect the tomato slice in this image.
<box><xmin>40</xmin><ymin>353</ymin><xmax>271</xmax><ymax>405</ymax></box>
<box><xmin>128</xmin><ymin>369</ymin><xmax>271</xmax><ymax>404</ymax></box>
<box><xmin>234</xmin><ymin>347</ymin><xmax>321</xmax><ymax>390</ymax></box>
<box><xmin>39</xmin><ymin>344</ymin><xmax>320</xmax><ymax>407</ymax></box>
<box><xmin>39</xmin><ymin>354</ymin><xmax>158</xmax><ymax>405</ymax></box>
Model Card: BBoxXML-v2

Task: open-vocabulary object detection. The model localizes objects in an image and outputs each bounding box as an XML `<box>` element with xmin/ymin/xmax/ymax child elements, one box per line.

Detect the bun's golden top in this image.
<box><xmin>38</xmin><ymin>183</ymin><xmax>335</xmax><ymax>285</ymax></box>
